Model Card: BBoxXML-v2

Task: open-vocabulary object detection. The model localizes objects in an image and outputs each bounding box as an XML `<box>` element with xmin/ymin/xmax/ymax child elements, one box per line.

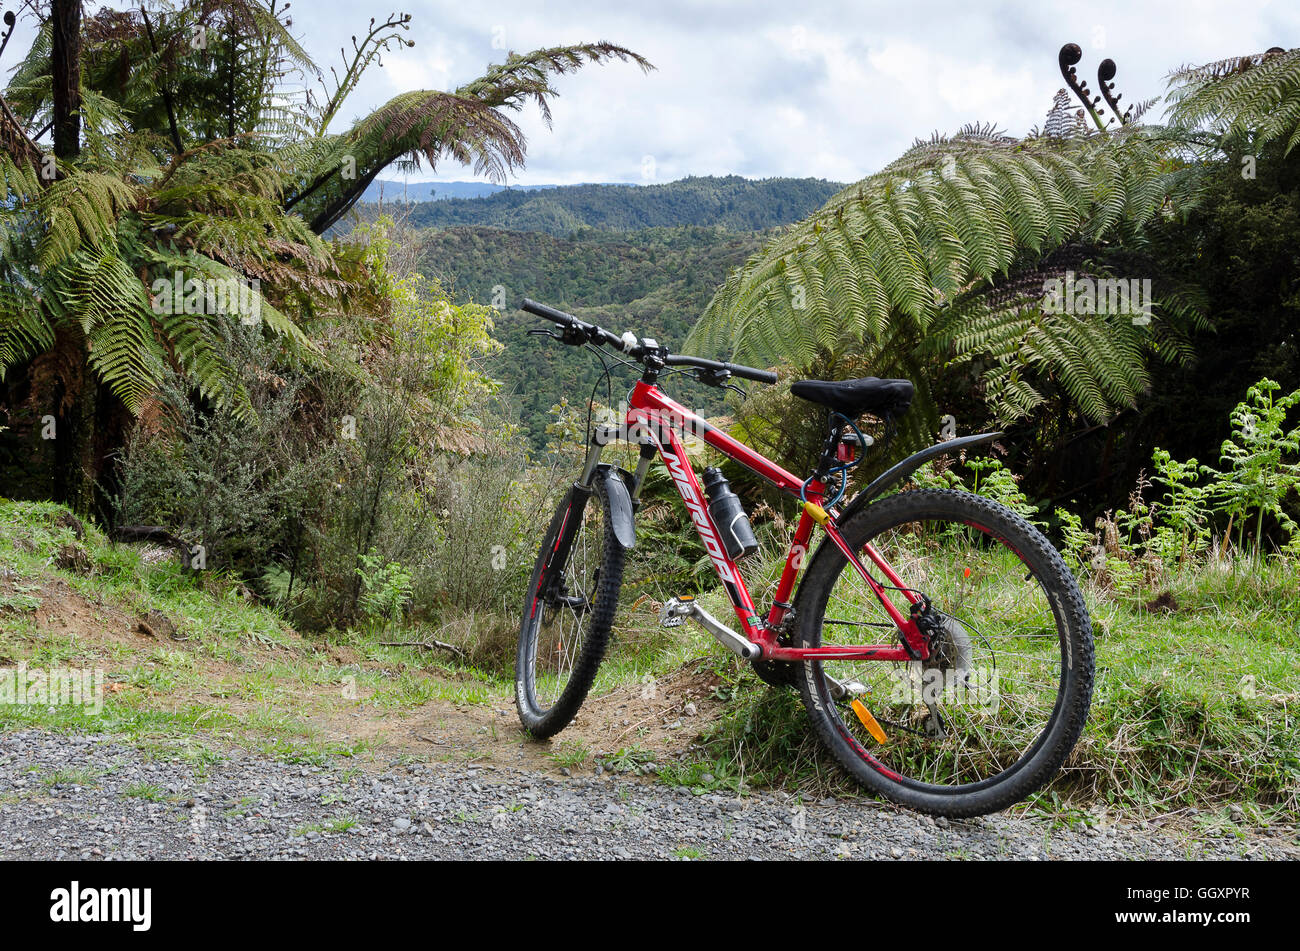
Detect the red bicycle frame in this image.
<box><xmin>622</xmin><ymin>379</ymin><xmax>931</xmax><ymax>663</ymax></box>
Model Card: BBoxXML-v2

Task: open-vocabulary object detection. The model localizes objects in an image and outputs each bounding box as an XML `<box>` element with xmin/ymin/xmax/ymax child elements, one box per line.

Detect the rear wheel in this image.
<box><xmin>795</xmin><ymin>489</ymin><xmax>1093</xmax><ymax>816</ymax></box>
<box><xmin>515</xmin><ymin>476</ymin><xmax>626</xmax><ymax>739</ymax></box>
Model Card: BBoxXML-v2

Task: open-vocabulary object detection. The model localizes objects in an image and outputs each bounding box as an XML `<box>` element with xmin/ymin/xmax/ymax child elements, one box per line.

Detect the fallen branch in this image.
<box><xmin>110</xmin><ymin>525</ymin><xmax>194</xmax><ymax>565</ymax></box>
<box><xmin>378</xmin><ymin>638</ymin><xmax>466</xmax><ymax>659</ymax></box>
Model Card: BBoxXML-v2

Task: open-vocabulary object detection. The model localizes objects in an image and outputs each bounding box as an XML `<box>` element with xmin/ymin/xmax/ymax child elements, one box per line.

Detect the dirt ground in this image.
<box><xmin>1</xmin><ymin>571</ymin><xmax>731</xmax><ymax>777</ymax></box>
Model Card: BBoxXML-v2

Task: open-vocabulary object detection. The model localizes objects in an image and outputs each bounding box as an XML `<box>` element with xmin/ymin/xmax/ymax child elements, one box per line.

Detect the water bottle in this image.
<box><xmin>701</xmin><ymin>467</ymin><xmax>759</xmax><ymax>560</ymax></box>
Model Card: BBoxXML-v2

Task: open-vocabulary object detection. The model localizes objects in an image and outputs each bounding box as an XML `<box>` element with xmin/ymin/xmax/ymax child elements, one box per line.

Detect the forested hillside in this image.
<box><xmin>354</xmin><ymin>176</ymin><xmax>844</xmax><ymax>447</ymax></box>
<box><xmin>399</xmin><ymin>175</ymin><xmax>843</xmax><ymax>235</ymax></box>
<box><xmin>419</xmin><ymin>225</ymin><xmax>770</xmax><ymax>444</ymax></box>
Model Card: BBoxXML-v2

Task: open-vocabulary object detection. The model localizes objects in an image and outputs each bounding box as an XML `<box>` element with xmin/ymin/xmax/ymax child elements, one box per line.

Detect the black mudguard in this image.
<box><xmin>596</xmin><ymin>465</ymin><xmax>637</xmax><ymax>549</ymax></box>
<box><xmin>836</xmin><ymin>431</ymin><xmax>1003</xmax><ymax>524</ymax></box>
<box><xmin>542</xmin><ymin>484</ymin><xmax>593</xmax><ymax>594</ymax></box>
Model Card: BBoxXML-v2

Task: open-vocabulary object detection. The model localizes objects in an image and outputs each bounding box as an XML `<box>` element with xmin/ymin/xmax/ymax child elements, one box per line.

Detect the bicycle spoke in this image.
<box><xmin>816</xmin><ymin>516</ymin><xmax>1069</xmax><ymax>789</ymax></box>
<box><xmin>529</xmin><ymin>496</ymin><xmax>608</xmax><ymax>709</ymax></box>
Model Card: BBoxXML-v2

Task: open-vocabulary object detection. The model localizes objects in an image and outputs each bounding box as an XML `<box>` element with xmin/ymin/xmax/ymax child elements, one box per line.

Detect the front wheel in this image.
<box><xmin>515</xmin><ymin>476</ymin><xmax>626</xmax><ymax>739</ymax></box>
<box><xmin>795</xmin><ymin>489</ymin><xmax>1094</xmax><ymax>816</ymax></box>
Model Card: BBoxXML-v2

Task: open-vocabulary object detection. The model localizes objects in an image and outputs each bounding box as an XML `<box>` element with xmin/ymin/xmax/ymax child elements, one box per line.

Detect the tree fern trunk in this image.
<box><xmin>50</xmin><ymin>0</ymin><xmax>98</xmax><ymax>517</ymax></box>
<box><xmin>63</xmin><ymin>351</ymin><xmax>97</xmax><ymax>515</ymax></box>
<box><xmin>48</xmin><ymin>328</ymin><xmax>98</xmax><ymax>517</ymax></box>
<box><xmin>50</xmin><ymin>0</ymin><xmax>81</xmax><ymax>162</ymax></box>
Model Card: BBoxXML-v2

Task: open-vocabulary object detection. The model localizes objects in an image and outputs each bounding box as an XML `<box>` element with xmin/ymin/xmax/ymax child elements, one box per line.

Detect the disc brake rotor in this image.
<box><xmin>920</xmin><ymin>614</ymin><xmax>975</xmax><ymax>738</ymax></box>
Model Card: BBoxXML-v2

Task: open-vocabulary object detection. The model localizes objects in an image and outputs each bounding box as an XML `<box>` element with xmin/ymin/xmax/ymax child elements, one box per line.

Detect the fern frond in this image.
<box><xmin>1166</xmin><ymin>47</ymin><xmax>1300</xmax><ymax>152</ymax></box>
<box><xmin>37</xmin><ymin>171</ymin><xmax>139</xmax><ymax>270</ymax></box>
<box><xmin>688</xmin><ymin>126</ymin><xmax>1177</xmax><ymax>396</ymax></box>
<box><xmin>0</xmin><ymin>285</ymin><xmax>54</xmax><ymax>371</ymax></box>
<box><xmin>52</xmin><ymin>250</ymin><xmax>166</xmax><ymax>413</ymax></box>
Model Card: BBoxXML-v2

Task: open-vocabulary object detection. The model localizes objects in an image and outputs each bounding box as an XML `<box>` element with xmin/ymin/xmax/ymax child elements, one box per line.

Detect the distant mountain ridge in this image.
<box><xmin>362</xmin><ymin>180</ymin><xmax>564</xmax><ymax>202</ymax></box>
<box><xmin>360</xmin><ymin>175</ymin><xmax>844</xmax><ymax>236</ymax></box>
<box><xmin>358</xmin><ymin>174</ymin><xmax>848</xmax><ymax>447</ymax></box>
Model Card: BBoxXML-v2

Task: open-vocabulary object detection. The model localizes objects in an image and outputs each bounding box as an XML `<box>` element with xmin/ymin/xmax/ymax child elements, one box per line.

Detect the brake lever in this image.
<box><xmin>694</xmin><ymin>367</ymin><xmax>730</xmax><ymax>387</ymax></box>
<box><xmin>528</xmin><ymin>325</ymin><xmax>586</xmax><ymax>346</ymax></box>
<box><xmin>693</xmin><ymin>367</ymin><xmax>746</xmax><ymax>398</ymax></box>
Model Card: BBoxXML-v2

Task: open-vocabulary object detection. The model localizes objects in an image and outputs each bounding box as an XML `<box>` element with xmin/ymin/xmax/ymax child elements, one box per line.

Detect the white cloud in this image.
<box><xmin>379</xmin><ymin>44</ymin><xmax>456</xmax><ymax>97</ymax></box>
<box><xmin>13</xmin><ymin>0</ymin><xmax>1300</xmax><ymax>187</ymax></box>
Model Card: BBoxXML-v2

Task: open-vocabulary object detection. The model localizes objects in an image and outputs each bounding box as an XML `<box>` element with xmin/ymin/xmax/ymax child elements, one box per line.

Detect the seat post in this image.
<box><xmin>813</xmin><ymin>411</ymin><xmax>843</xmax><ymax>480</ymax></box>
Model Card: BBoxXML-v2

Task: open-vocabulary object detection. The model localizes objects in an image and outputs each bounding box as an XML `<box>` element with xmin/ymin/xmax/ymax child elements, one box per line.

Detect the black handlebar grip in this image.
<box><xmin>522</xmin><ymin>298</ymin><xmax>625</xmax><ymax>349</ymax></box>
<box><xmin>734</xmin><ymin>365</ymin><xmax>778</xmax><ymax>385</ymax></box>
<box><xmin>520</xmin><ymin>298</ymin><xmax>577</xmax><ymax>325</ymax></box>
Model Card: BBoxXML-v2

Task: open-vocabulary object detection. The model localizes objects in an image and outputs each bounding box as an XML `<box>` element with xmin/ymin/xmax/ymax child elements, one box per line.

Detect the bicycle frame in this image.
<box><xmin>578</xmin><ymin>378</ymin><xmax>932</xmax><ymax>664</ymax></box>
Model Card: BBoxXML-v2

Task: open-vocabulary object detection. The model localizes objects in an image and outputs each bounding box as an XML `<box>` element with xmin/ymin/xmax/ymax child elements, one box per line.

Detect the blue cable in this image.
<box><xmin>801</xmin><ymin>412</ymin><xmax>868</xmax><ymax>508</ymax></box>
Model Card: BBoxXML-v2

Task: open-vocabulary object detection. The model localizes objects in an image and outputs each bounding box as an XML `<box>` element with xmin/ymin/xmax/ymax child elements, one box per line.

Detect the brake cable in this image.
<box><xmin>800</xmin><ymin>411</ymin><xmax>869</xmax><ymax>507</ymax></box>
<box><xmin>581</xmin><ymin>343</ymin><xmax>618</xmax><ymax>450</ymax></box>
<box><xmin>574</xmin><ymin>341</ymin><xmax>709</xmax><ymax>458</ymax></box>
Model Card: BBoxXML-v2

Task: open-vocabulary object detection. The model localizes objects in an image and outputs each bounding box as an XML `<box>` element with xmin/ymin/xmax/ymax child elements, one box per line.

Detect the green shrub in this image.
<box><xmin>115</xmin><ymin>323</ymin><xmax>331</xmax><ymax>579</ymax></box>
<box><xmin>355</xmin><ymin>550</ymin><xmax>413</xmax><ymax>627</ymax></box>
<box><xmin>1203</xmin><ymin>378</ymin><xmax>1300</xmax><ymax>556</ymax></box>
<box><xmin>114</xmin><ymin>217</ymin><xmax>546</xmax><ymax>649</ymax></box>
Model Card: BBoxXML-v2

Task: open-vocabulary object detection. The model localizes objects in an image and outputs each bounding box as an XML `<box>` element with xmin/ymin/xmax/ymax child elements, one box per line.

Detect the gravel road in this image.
<box><xmin>1</xmin><ymin>731</ymin><xmax>1293</xmax><ymax>860</ymax></box>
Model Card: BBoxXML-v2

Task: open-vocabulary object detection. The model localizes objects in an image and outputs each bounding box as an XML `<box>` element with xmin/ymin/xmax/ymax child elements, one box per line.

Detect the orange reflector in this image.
<box><xmin>850</xmin><ymin>699</ymin><xmax>888</xmax><ymax>744</ymax></box>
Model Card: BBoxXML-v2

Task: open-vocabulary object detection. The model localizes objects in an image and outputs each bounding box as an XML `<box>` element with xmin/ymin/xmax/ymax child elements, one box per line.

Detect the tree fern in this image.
<box><xmin>3</xmin><ymin>2</ymin><xmax>645</xmax><ymax>429</ymax></box>
<box><xmin>286</xmin><ymin>42</ymin><xmax>653</xmax><ymax>233</ymax></box>
<box><xmin>688</xmin><ymin>118</ymin><xmax>1212</xmax><ymax>429</ymax></box>
<box><xmin>1166</xmin><ymin>47</ymin><xmax>1300</xmax><ymax>153</ymax></box>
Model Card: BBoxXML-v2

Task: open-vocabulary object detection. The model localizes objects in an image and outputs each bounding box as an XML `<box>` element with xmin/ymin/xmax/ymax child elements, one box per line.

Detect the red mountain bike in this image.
<box><xmin>514</xmin><ymin>299</ymin><xmax>1093</xmax><ymax>816</ymax></box>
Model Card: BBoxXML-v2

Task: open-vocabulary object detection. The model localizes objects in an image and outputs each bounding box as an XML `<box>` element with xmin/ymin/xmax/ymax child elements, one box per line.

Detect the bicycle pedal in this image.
<box><xmin>827</xmin><ymin>676</ymin><xmax>868</xmax><ymax>700</ymax></box>
<box><xmin>659</xmin><ymin>597</ymin><xmax>761</xmax><ymax>660</ymax></box>
<box><xmin>659</xmin><ymin>595</ymin><xmax>695</xmax><ymax>628</ymax></box>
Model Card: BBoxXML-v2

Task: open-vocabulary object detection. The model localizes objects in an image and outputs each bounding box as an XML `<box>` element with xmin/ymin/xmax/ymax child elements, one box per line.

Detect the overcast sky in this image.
<box><xmin>8</xmin><ymin>1</ymin><xmax>1300</xmax><ymax>184</ymax></box>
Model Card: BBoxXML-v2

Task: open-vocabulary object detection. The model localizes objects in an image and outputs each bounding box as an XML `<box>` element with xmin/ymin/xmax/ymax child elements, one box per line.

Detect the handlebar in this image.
<box><xmin>521</xmin><ymin>298</ymin><xmax>626</xmax><ymax>350</ymax></box>
<box><xmin>663</xmin><ymin>353</ymin><xmax>778</xmax><ymax>385</ymax></box>
<box><xmin>520</xmin><ymin>298</ymin><xmax>777</xmax><ymax>386</ymax></box>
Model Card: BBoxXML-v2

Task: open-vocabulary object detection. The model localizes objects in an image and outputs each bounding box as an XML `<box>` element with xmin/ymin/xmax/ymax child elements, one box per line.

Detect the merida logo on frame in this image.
<box><xmin>662</xmin><ymin>449</ymin><xmax>737</xmax><ymax>584</ymax></box>
<box><xmin>49</xmin><ymin>881</ymin><xmax>152</xmax><ymax>932</ymax></box>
